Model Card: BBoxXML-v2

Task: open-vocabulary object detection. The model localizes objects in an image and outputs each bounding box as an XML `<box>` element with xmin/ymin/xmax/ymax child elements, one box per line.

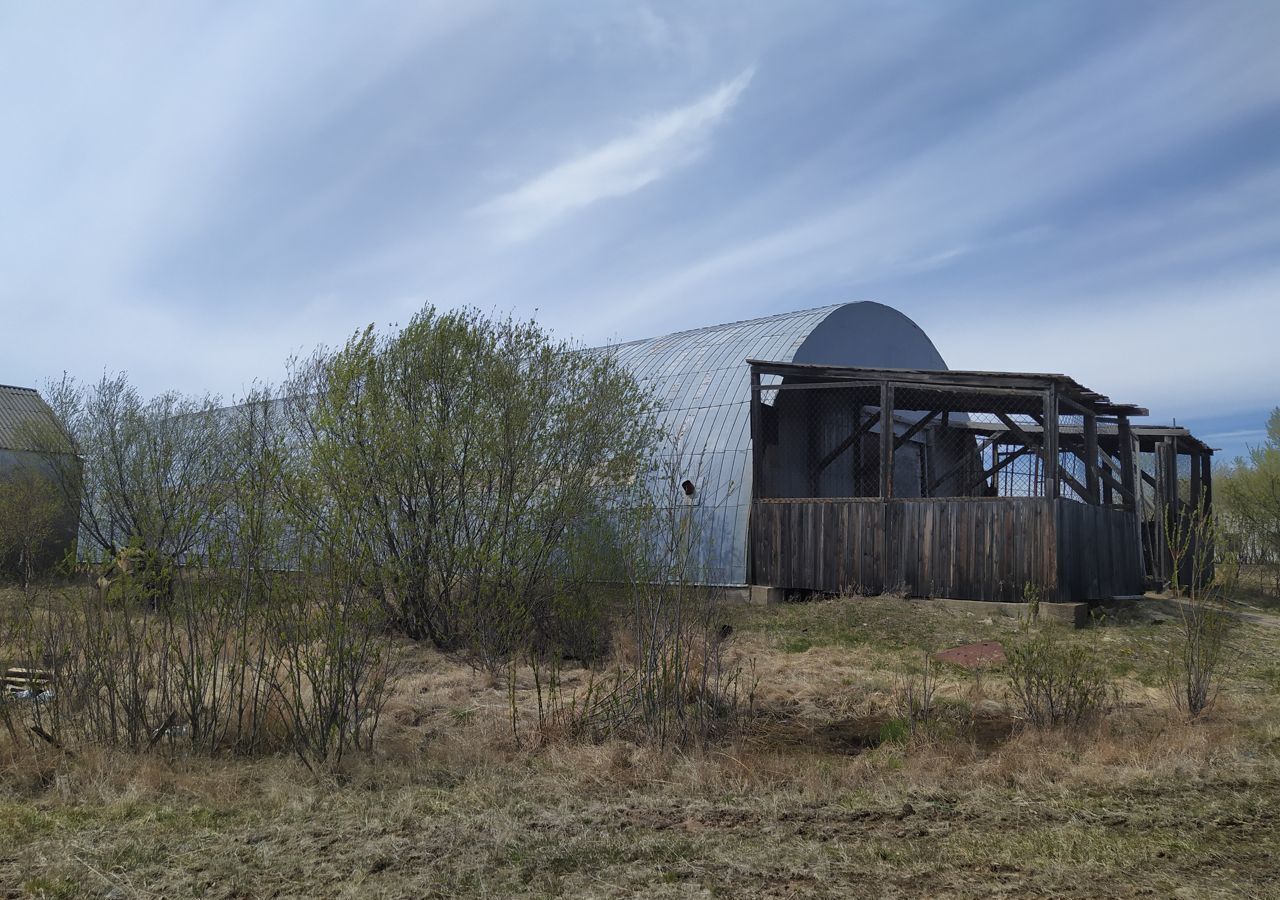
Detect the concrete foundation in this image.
<box><xmin>748</xmin><ymin>585</ymin><xmax>787</xmax><ymax>606</ymax></box>
<box><xmin>922</xmin><ymin>597</ymin><xmax>1089</xmax><ymax>627</ymax></box>
<box><xmin>738</xmin><ymin>585</ymin><xmax>1089</xmax><ymax>625</ymax></box>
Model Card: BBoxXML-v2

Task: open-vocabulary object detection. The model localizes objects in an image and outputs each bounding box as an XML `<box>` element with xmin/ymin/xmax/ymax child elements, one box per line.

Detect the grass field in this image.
<box><xmin>2</xmin><ymin>593</ymin><xmax>1278</xmax><ymax>898</ymax></box>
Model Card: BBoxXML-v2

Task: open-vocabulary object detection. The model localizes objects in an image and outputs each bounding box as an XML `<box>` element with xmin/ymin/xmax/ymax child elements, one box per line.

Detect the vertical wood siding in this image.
<box><xmin>751</xmin><ymin>498</ymin><xmax>1141</xmax><ymax>602</ymax></box>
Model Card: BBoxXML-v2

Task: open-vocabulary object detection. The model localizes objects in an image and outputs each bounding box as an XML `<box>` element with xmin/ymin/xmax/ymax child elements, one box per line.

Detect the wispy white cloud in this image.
<box><xmin>1203</xmin><ymin>429</ymin><xmax>1268</xmax><ymax>443</ymax></box>
<box><xmin>565</xmin><ymin>8</ymin><xmax>1280</xmax><ymax>347</ymax></box>
<box><xmin>2</xmin><ymin>0</ymin><xmax>1276</xmax><ymax>424</ymax></box>
<box><xmin>474</xmin><ymin>67</ymin><xmax>754</xmax><ymax>240</ymax></box>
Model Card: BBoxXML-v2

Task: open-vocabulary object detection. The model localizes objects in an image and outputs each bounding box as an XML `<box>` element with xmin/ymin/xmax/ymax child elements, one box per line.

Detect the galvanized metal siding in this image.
<box><xmin>598</xmin><ymin>303</ymin><xmax>950</xmax><ymax>586</ymax></box>
<box><xmin>602</xmin><ymin>306</ymin><xmax>843</xmax><ymax>584</ymax></box>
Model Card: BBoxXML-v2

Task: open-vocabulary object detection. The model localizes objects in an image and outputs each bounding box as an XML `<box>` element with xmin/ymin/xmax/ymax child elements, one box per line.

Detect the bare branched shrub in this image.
<box><xmin>0</xmin><ymin>577</ymin><xmax>392</xmax><ymax>768</ymax></box>
<box><xmin>266</xmin><ymin>567</ymin><xmax>395</xmax><ymax>769</ymax></box>
<box><xmin>1165</xmin><ymin>504</ymin><xmax>1237</xmax><ymax>719</ymax></box>
<box><xmin>0</xmin><ymin>389</ymin><xmax>395</xmax><ymax>770</ymax></box>
<box><xmin>517</xmin><ymin>446</ymin><xmax>753</xmax><ymax>750</ymax></box>
<box><xmin>1005</xmin><ymin>630</ymin><xmax>1111</xmax><ymax>730</ymax></box>
<box><xmin>33</xmin><ymin>372</ymin><xmax>231</xmax><ymax>604</ymax></box>
<box><xmin>1021</xmin><ymin>581</ymin><xmax>1044</xmax><ymax>624</ymax></box>
<box><xmin>893</xmin><ymin>651</ymin><xmax>939</xmax><ymax>739</ymax></box>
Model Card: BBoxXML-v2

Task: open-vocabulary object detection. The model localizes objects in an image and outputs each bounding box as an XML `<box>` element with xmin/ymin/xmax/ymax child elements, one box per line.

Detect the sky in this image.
<box><xmin>2</xmin><ymin>1</ymin><xmax>1278</xmax><ymax>461</ymax></box>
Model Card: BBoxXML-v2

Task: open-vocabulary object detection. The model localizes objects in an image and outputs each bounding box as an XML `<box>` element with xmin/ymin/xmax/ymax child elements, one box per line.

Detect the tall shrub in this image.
<box><xmin>35</xmin><ymin>373</ymin><xmax>230</xmax><ymax>601</ymax></box>
<box><xmin>288</xmin><ymin>307</ymin><xmax>657</xmax><ymax>665</ymax></box>
<box><xmin>1165</xmin><ymin>503</ymin><xmax>1236</xmax><ymax>718</ymax></box>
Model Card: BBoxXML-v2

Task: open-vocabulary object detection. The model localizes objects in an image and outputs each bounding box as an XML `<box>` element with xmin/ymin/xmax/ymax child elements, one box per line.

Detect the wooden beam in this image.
<box><xmin>812</xmin><ymin>410</ymin><xmax>880</xmax><ymax>480</ymax></box>
<box><xmin>1160</xmin><ymin>438</ymin><xmax>1177</xmax><ymax>582</ymax></box>
<box><xmin>994</xmin><ymin>412</ymin><xmax>1042</xmax><ymax>452</ymax></box>
<box><xmin>1056</xmin><ymin>393</ymin><xmax>1094</xmax><ymax>417</ymax></box>
<box><xmin>743</xmin><ymin>358</ymin><xmax>1150</xmax><ymax>417</ymax></box>
<box><xmin>1189</xmin><ymin>449</ymin><xmax>1202</xmax><ymax>515</ymax></box>
<box><xmin>1117</xmin><ymin>416</ymin><xmax>1143</xmax><ymax>574</ymax></box>
<box><xmin>1201</xmin><ymin>451</ymin><xmax>1213</xmax><ymax>519</ymax></box>
<box><xmin>880</xmin><ymin>382</ymin><xmax>894</xmax><ymax>499</ymax></box>
<box><xmin>892</xmin><ymin>410</ymin><xmax>941</xmax><ymax>453</ymax></box>
<box><xmin>1084</xmin><ymin>412</ymin><xmax>1100</xmax><ymax>504</ymax></box>
<box><xmin>750</xmin><ymin>369</ymin><xmax>763</xmax><ymax>500</ymax></box>
<box><xmin>928</xmin><ymin>429</ymin><xmax>1009</xmax><ymax>495</ymax></box>
<box><xmin>1058</xmin><ymin>464</ymin><xmax>1092</xmax><ymax>503</ymax></box>
<box><xmin>959</xmin><ymin>445</ymin><xmax>1034</xmax><ymax>495</ymax></box>
<box><xmin>1042</xmin><ymin>389</ymin><xmax>1059</xmax><ymax>500</ymax></box>
<box><xmin>1100</xmin><ymin>467</ymin><xmax>1130</xmax><ymax>503</ymax></box>
<box><xmin>1065</xmin><ymin>445</ymin><xmax>1133</xmax><ymax>503</ymax></box>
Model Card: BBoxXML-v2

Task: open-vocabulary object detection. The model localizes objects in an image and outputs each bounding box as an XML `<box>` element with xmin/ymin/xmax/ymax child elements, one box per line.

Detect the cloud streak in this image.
<box><xmin>474</xmin><ymin>67</ymin><xmax>754</xmax><ymax>240</ymax></box>
<box><xmin>1</xmin><ymin>1</ymin><xmax>1276</xmax><ymax>458</ymax></box>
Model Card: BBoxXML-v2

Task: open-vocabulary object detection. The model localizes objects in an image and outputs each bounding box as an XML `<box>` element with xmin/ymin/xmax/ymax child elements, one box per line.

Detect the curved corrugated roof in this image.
<box><xmin>0</xmin><ymin>385</ymin><xmax>63</xmax><ymax>453</ymax></box>
<box><xmin>599</xmin><ymin>302</ymin><xmax>947</xmax><ymax>585</ymax></box>
<box><xmin>610</xmin><ymin>304</ymin><xmax>843</xmax><ymax>455</ymax></box>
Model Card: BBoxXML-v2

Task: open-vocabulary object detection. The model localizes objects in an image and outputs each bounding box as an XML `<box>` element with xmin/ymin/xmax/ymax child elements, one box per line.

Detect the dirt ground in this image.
<box><xmin>2</xmin><ymin>594</ymin><xmax>1279</xmax><ymax>898</ymax></box>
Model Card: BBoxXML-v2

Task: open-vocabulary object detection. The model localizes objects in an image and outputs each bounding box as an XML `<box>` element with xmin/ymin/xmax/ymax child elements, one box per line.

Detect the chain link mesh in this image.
<box><xmin>754</xmin><ymin>379</ymin><xmax>1096</xmax><ymax>501</ymax></box>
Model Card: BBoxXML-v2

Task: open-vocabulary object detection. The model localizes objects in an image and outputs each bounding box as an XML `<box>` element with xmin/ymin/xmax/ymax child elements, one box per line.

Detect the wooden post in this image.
<box><xmin>1162</xmin><ymin>438</ymin><xmax>1179</xmax><ymax>583</ymax></box>
<box><xmin>991</xmin><ymin>442</ymin><xmax>1000</xmax><ymax>497</ymax></box>
<box><xmin>750</xmin><ymin>369</ymin><xmax>763</xmax><ymax>500</ymax></box>
<box><xmin>1200</xmin><ymin>451</ymin><xmax>1213</xmax><ymax>519</ymax></box>
<box><xmin>1118</xmin><ymin>417</ymin><xmax>1136</xmax><ymax>510</ymax></box>
<box><xmin>1083</xmin><ymin>412</ymin><xmax>1099</xmax><ymax>504</ymax></box>
<box><xmin>1189</xmin><ymin>448</ymin><xmax>1202</xmax><ymax>516</ymax></box>
<box><xmin>880</xmin><ymin>381</ymin><xmax>894</xmax><ymax>499</ymax></box>
<box><xmin>1164</xmin><ymin>438</ymin><xmax>1180</xmax><ymax>513</ymax></box>
<box><xmin>852</xmin><ymin>407</ymin><xmax>864</xmax><ymax>497</ymax></box>
<box><xmin>748</xmin><ymin>368</ymin><xmax>762</xmax><ymax>586</ymax></box>
<box><xmin>1117</xmin><ymin>416</ymin><xmax>1143</xmax><ymax>577</ymax></box>
<box><xmin>1201</xmin><ymin>450</ymin><xmax>1214</xmax><ymax>586</ymax></box>
<box><xmin>1042</xmin><ymin>389</ymin><xmax>1059</xmax><ymax>500</ymax></box>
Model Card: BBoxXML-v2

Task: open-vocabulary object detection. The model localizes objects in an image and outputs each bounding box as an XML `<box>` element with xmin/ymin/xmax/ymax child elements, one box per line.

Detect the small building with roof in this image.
<box><xmin>0</xmin><ymin>384</ymin><xmax>79</xmax><ymax>574</ymax></box>
<box><xmin>599</xmin><ymin>302</ymin><xmax>1211</xmax><ymax>604</ymax></box>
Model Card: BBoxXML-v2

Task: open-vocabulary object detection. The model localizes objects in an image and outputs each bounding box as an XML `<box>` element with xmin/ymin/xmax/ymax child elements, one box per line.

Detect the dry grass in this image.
<box><xmin>2</xmin><ymin>591</ymin><xmax>1279</xmax><ymax>898</ymax></box>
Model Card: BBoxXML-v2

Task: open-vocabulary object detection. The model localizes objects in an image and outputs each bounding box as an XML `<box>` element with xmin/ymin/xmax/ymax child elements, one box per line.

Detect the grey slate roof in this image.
<box><xmin>0</xmin><ymin>384</ymin><xmax>63</xmax><ymax>453</ymax></box>
<box><xmin>597</xmin><ymin>302</ymin><xmax>949</xmax><ymax>585</ymax></box>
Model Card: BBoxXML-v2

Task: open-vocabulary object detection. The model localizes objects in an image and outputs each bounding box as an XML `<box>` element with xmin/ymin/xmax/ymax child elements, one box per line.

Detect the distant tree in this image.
<box><xmin>33</xmin><ymin>373</ymin><xmax>230</xmax><ymax>601</ymax></box>
<box><xmin>1217</xmin><ymin>408</ymin><xmax>1280</xmax><ymax>595</ymax></box>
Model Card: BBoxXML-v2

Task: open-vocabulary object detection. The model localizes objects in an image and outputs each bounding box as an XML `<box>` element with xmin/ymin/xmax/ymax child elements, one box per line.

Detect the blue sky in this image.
<box><xmin>2</xmin><ymin>2</ymin><xmax>1278</xmax><ymax>461</ymax></box>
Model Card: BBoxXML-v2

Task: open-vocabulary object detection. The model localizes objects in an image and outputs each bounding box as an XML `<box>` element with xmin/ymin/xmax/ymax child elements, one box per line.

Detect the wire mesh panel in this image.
<box><xmin>753</xmin><ymin>377</ymin><xmax>1079</xmax><ymax>501</ymax></box>
<box><xmin>754</xmin><ymin>380</ymin><xmax>882</xmax><ymax>499</ymax></box>
<box><xmin>1177</xmin><ymin>451</ymin><xmax>1194</xmax><ymax>505</ymax></box>
<box><xmin>1056</xmin><ymin>412</ymin><xmax>1089</xmax><ymax>503</ymax></box>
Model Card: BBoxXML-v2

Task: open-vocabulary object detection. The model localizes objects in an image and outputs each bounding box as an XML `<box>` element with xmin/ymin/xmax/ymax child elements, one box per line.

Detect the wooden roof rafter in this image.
<box><xmin>746</xmin><ymin>359</ymin><xmax>1149</xmax><ymax>418</ymax></box>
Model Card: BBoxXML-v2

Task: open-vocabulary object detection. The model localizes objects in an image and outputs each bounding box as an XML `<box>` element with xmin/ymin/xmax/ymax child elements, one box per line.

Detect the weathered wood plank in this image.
<box><xmin>750</xmin><ymin>496</ymin><xmax>1142</xmax><ymax>601</ymax></box>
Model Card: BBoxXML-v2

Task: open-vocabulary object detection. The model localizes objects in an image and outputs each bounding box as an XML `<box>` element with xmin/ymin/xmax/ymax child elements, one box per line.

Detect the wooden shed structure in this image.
<box><xmin>747</xmin><ymin>360</ymin><xmax>1213</xmax><ymax>603</ymax></box>
<box><xmin>601</xmin><ymin>302</ymin><xmax>1212</xmax><ymax>604</ymax></box>
<box><xmin>0</xmin><ymin>384</ymin><xmax>79</xmax><ymax>573</ymax></box>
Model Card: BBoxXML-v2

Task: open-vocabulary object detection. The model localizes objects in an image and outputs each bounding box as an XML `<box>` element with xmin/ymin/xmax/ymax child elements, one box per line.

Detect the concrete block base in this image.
<box><xmin>926</xmin><ymin>597</ymin><xmax>1089</xmax><ymax>628</ymax></box>
<box><xmin>748</xmin><ymin>585</ymin><xmax>786</xmax><ymax>606</ymax></box>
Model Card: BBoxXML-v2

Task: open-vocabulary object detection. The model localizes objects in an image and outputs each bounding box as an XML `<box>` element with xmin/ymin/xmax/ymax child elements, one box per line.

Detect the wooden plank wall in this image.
<box><xmin>1055</xmin><ymin>500</ymin><xmax>1144</xmax><ymax>599</ymax></box>
<box><xmin>751</xmin><ymin>497</ymin><xmax>1142</xmax><ymax>602</ymax></box>
<box><xmin>750</xmin><ymin>499</ymin><xmax>886</xmax><ymax>594</ymax></box>
<box><xmin>890</xmin><ymin>499</ymin><xmax>1056</xmax><ymax>602</ymax></box>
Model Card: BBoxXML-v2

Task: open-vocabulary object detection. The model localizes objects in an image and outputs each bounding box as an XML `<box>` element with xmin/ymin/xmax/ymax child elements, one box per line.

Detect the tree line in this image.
<box><xmin>1216</xmin><ymin>408</ymin><xmax>1280</xmax><ymax>598</ymax></box>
